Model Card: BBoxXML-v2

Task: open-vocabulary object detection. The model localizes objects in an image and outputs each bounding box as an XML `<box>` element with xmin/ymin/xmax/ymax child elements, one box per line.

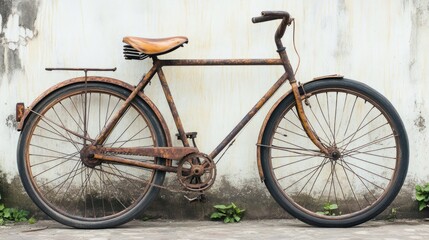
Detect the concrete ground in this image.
<box><xmin>1</xmin><ymin>219</ymin><xmax>429</xmax><ymax>240</ymax></box>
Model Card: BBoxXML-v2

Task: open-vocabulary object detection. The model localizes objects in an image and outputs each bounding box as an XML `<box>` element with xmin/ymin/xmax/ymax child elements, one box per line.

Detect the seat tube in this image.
<box><xmin>156</xmin><ymin>65</ymin><xmax>191</xmax><ymax>147</ymax></box>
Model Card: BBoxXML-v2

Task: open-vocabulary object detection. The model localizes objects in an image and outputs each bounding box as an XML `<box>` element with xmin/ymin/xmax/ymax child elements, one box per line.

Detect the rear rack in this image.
<box><xmin>123</xmin><ymin>45</ymin><xmax>149</xmax><ymax>60</ymax></box>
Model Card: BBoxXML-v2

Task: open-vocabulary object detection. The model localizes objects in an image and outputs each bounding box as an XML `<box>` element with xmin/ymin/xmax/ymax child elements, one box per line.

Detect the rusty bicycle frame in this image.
<box><xmin>18</xmin><ymin>12</ymin><xmax>329</xmax><ymax>178</ymax></box>
<box><xmin>89</xmin><ymin>12</ymin><xmax>329</xmax><ymax>173</ymax></box>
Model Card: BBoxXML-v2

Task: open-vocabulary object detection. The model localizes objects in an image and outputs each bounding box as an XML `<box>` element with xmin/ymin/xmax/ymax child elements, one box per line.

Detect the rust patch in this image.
<box><xmin>414</xmin><ymin>114</ymin><xmax>426</xmax><ymax>132</ymax></box>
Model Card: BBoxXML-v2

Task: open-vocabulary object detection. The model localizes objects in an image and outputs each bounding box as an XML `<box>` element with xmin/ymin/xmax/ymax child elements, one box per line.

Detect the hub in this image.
<box><xmin>327</xmin><ymin>146</ymin><xmax>342</xmax><ymax>161</ymax></box>
<box><xmin>80</xmin><ymin>145</ymin><xmax>101</xmax><ymax>168</ymax></box>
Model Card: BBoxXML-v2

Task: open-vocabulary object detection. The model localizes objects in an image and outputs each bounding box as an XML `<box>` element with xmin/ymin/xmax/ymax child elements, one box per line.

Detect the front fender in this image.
<box><xmin>256</xmin><ymin>74</ymin><xmax>343</xmax><ymax>181</ymax></box>
<box><xmin>16</xmin><ymin>76</ymin><xmax>172</xmax><ymax>148</ymax></box>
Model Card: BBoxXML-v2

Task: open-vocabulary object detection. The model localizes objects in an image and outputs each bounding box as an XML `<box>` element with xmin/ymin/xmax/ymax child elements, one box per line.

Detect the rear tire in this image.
<box><xmin>260</xmin><ymin>79</ymin><xmax>408</xmax><ymax>227</ymax></box>
<box><xmin>17</xmin><ymin>82</ymin><xmax>168</xmax><ymax>228</ymax></box>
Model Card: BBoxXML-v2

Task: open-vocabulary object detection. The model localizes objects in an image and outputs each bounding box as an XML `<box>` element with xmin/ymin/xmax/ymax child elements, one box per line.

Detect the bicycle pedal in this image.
<box><xmin>176</xmin><ymin>132</ymin><xmax>197</xmax><ymax>140</ymax></box>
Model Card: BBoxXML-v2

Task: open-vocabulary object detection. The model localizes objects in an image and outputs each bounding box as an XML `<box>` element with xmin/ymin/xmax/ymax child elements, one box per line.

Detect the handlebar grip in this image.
<box><xmin>261</xmin><ymin>11</ymin><xmax>290</xmax><ymax>19</ymax></box>
<box><xmin>252</xmin><ymin>15</ymin><xmax>280</xmax><ymax>23</ymax></box>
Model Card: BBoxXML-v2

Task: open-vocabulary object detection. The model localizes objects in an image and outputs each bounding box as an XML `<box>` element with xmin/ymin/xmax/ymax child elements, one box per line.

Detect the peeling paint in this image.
<box><xmin>5</xmin><ymin>114</ymin><xmax>17</xmax><ymax>129</ymax></box>
<box><xmin>0</xmin><ymin>0</ymin><xmax>38</xmax><ymax>74</ymax></box>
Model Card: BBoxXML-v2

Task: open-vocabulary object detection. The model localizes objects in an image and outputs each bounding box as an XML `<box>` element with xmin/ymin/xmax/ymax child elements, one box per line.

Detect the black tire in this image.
<box><xmin>17</xmin><ymin>82</ymin><xmax>167</xmax><ymax>228</ymax></box>
<box><xmin>260</xmin><ymin>79</ymin><xmax>408</xmax><ymax>227</ymax></box>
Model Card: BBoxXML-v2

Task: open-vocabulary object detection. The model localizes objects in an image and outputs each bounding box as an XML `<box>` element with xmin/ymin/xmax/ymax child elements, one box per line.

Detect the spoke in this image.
<box><xmin>342</xmin><ymin>134</ymin><xmax>394</xmax><ymax>156</ymax></box>
<box><xmin>307</xmin><ymin>158</ymin><xmax>329</xmax><ymax>196</ymax></box>
<box><xmin>345</xmin><ymin>146</ymin><xmax>396</xmax><ymax>158</ymax></box>
<box><xmin>339</xmin><ymin>160</ymin><xmax>382</xmax><ymax>199</ymax></box>
<box><xmin>290</xmin><ymin>109</ymin><xmax>330</xmax><ymax>146</ymax></box>
<box><xmin>30</xmin><ymin>109</ymin><xmax>93</xmax><ymax>142</ymax></box>
<box><xmin>333</xmin><ymin>92</ymin><xmax>338</xmax><ymax>143</ymax></box>
<box><xmin>306</xmin><ymin>106</ymin><xmax>332</xmax><ymax>145</ymax></box>
<box><xmin>342</xmin><ymin>96</ymin><xmax>358</xmax><ymax>139</ymax></box>
<box><xmin>346</xmin><ymin>155</ymin><xmax>395</xmax><ymax>170</ymax></box>
<box><xmin>273</xmin><ymin>155</ymin><xmax>321</xmax><ymax>170</ymax></box>
<box><xmin>277</xmin><ymin>163</ymin><xmax>327</xmax><ymax>182</ymax></box>
<box><xmin>108</xmin><ymin>110</ymin><xmax>140</xmax><ymax>146</ymax></box>
<box><xmin>59</xmin><ymin>101</ymin><xmax>85</xmax><ymax>133</ymax></box>
<box><xmin>337</xmin><ymin>113</ymin><xmax>384</xmax><ymax>147</ymax></box>
<box><xmin>32</xmin><ymin>133</ymin><xmax>84</xmax><ymax>145</ymax></box>
<box><xmin>295</xmin><ymin>158</ymin><xmax>329</xmax><ymax>196</ymax></box>
<box><xmin>333</xmin><ymin>163</ymin><xmax>351</xmax><ymax>213</ymax></box>
<box><xmin>44</xmin><ymin>162</ymin><xmax>85</xmax><ymax>197</ymax></box>
<box><xmin>342</xmin><ymin>159</ymin><xmax>392</xmax><ymax>181</ymax></box>
<box><xmin>52</xmin><ymin>106</ymin><xmax>81</xmax><ymax>152</ymax></box>
<box><xmin>33</xmin><ymin>155</ymin><xmax>78</xmax><ymax>178</ymax></box>
<box><xmin>328</xmin><ymin>161</ymin><xmax>338</xmax><ymax>204</ymax></box>
<box><xmin>339</xmin><ymin>158</ymin><xmax>362</xmax><ymax>210</ymax></box>
<box><xmin>94</xmin><ymin>167</ymin><xmax>106</xmax><ymax>217</ymax></box>
<box><xmin>340</xmin><ymin>106</ymin><xmax>375</xmax><ymax>151</ymax></box>
<box><xmin>30</xmin><ymin>151</ymin><xmax>80</xmax><ymax>167</ymax></box>
<box><xmin>262</xmin><ymin>144</ymin><xmax>324</xmax><ymax>158</ymax></box>
<box><xmin>335</xmin><ymin>93</ymin><xmax>348</xmax><ymax>140</ymax></box>
<box><xmin>274</xmin><ymin>135</ymin><xmax>319</xmax><ymax>154</ymax></box>
<box><xmin>318</xmin><ymin>162</ymin><xmax>335</xmax><ymax>202</ymax></box>
<box><xmin>277</xmin><ymin>126</ymin><xmax>309</xmax><ymax>139</ymax></box>
<box><xmin>315</xmin><ymin>94</ymin><xmax>335</xmax><ymax>144</ymax></box>
<box><xmin>338</xmin><ymin>122</ymin><xmax>389</xmax><ymax>151</ymax></box>
<box><xmin>30</xmin><ymin>143</ymin><xmax>77</xmax><ymax>157</ymax></box>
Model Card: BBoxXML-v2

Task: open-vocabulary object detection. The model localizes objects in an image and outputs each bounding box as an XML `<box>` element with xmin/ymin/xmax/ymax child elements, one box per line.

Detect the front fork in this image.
<box><xmin>290</xmin><ymin>81</ymin><xmax>329</xmax><ymax>155</ymax></box>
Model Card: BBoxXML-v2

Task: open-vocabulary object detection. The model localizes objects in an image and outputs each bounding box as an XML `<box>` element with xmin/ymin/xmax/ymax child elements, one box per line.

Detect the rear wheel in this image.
<box><xmin>17</xmin><ymin>82</ymin><xmax>167</xmax><ymax>228</ymax></box>
<box><xmin>260</xmin><ymin>79</ymin><xmax>408</xmax><ymax>227</ymax></box>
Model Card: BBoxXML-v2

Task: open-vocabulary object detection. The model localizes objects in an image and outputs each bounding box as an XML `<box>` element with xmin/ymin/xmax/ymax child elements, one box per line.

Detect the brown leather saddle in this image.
<box><xmin>123</xmin><ymin>36</ymin><xmax>188</xmax><ymax>60</ymax></box>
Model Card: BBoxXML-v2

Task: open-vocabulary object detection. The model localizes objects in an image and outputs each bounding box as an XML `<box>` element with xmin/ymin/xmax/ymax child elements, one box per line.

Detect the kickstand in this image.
<box><xmin>184</xmin><ymin>193</ymin><xmax>206</xmax><ymax>203</ymax></box>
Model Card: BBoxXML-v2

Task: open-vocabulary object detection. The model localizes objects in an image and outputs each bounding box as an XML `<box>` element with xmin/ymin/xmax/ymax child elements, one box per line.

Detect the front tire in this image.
<box><xmin>260</xmin><ymin>79</ymin><xmax>408</xmax><ymax>227</ymax></box>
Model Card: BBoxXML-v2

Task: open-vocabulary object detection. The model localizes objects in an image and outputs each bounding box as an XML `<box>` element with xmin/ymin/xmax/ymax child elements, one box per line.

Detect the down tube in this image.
<box><xmin>208</xmin><ymin>72</ymin><xmax>288</xmax><ymax>160</ymax></box>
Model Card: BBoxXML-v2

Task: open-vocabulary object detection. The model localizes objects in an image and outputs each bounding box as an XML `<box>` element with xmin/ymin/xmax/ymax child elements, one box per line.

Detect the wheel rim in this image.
<box><xmin>268</xmin><ymin>87</ymin><xmax>401</xmax><ymax>219</ymax></box>
<box><xmin>24</xmin><ymin>86</ymin><xmax>159</xmax><ymax>221</ymax></box>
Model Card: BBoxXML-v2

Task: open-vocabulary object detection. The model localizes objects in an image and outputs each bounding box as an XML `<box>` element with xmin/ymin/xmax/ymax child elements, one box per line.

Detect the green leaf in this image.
<box><xmin>28</xmin><ymin>217</ymin><xmax>37</xmax><ymax>224</ymax></box>
<box><xmin>327</xmin><ymin>204</ymin><xmax>338</xmax><ymax>210</ymax></box>
<box><xmin>213</xmin><ymin>205</ymin><xmax>228</xmax><ymax>210</ymax></box>
<box><xmin>416</xmin><ymin>193</ymin><xmax>425</xmax><ymax>201</ymax></box>
<box><xmin>419</xmin><ymin>201</ymin><xmax>427</xmax><ymax>211</ymax></box>
<box><xmin>416</xmin><ymin>185</ymin><xmax>422</xmax><ymax>191</ymax></box>
<box><xmin>4</xmin><ymin>208</ymin><xmax>11</xmax><ymax>218</ymax></box>
<box><xmin>210</xmin><ymin>212</ymin><xmax>226</xmax><ymax>219</ymax></box>
<box><xmin>0</xmin><ymin>218</ymin><xmax>4</xmax><ymax>225</ymax></box>
<box><xmin>233</xmin><ymin>215</ymin><xmax>241</xmax><ymax>222</ymax></box>
<box><xmin>0</xmin><ymin>204</ymin><xmax>4</xmax><ymax>211</ymax></box>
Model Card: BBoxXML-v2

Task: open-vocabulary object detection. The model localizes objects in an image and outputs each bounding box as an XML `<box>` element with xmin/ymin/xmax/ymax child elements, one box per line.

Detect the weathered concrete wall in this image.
<box><xmin>1</xmin><ymin>0</ymin><xmax>429</xmax><ymax>219</ymax></box>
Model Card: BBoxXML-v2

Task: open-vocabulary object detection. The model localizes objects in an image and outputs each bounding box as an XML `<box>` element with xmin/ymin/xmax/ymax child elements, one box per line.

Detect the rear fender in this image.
<box><xmin>17</xmin><ymin>76</ymin><xmax>172</xmax><ymax>152</ymax></box>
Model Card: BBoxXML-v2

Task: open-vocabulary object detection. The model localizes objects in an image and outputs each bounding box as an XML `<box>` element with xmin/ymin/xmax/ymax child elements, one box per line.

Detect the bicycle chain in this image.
<box><xmin>98</xmin><ymin>150</ymin><xmax>198</xmax><ymax>195</ymax></box>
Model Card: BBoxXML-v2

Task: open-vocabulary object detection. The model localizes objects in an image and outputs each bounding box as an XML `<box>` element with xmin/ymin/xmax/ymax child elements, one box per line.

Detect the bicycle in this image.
<box><xmin>15</xmin><ymin>11</ymin><xmax>409</xmax><ymax>228</ymax></box>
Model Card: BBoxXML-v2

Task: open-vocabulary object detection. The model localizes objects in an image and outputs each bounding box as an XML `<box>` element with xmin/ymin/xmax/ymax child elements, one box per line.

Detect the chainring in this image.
<box><xmin>177</xmin><ymin>153</ymin><xmax>216</xmax><ymax>191</ymax></box>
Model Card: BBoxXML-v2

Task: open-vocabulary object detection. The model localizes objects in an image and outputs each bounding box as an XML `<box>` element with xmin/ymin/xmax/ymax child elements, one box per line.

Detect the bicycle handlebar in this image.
<box><xmin>252</xmin><ymin>11</ymin><xmax>292</xmax><ymax>51</ymax></box>
<box><xmin>252</xmin><ymin>11</ymin><xmax>290</xmax><ymax>23</ymax></box>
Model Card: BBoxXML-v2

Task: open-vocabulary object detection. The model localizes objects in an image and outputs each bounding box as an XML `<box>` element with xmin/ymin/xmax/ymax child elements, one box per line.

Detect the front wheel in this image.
<box><xmin>17</xmin><ymin>82</ymin><xmax>168</xmax><ymax>228</ymax></box>
<box><xmin>260</xmin><ymin>79</ymin><xmax>409</xmax><ymax>227</ymax></box>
